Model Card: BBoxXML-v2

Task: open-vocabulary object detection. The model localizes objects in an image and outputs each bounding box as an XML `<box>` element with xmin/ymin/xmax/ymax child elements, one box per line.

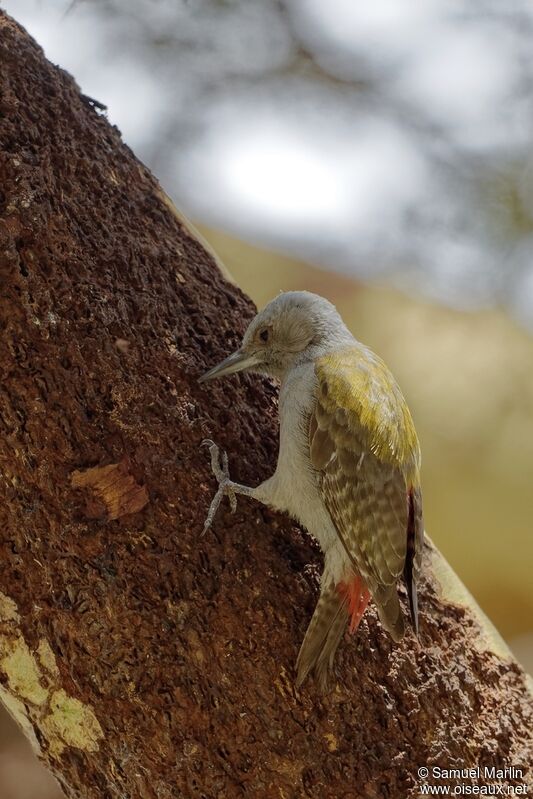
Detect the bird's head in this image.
<box><xmin>199</xmin><ymin>291</ymin><xmax>350</xmax><ymax>383</ymax></box>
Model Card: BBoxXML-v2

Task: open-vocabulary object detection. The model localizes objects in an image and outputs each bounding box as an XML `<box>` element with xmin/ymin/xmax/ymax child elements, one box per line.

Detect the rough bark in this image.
<box><xmin>0</xmin><ymin>11</ymin><xmax>531</xmax><ymax>799</ymax></box>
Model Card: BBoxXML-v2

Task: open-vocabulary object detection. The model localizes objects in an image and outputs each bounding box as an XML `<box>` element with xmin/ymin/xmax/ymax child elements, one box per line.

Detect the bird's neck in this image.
<box><xmin>278</xmin><ymin>329</ymin><xmax>356</xmax><ymax>383</ymax></box>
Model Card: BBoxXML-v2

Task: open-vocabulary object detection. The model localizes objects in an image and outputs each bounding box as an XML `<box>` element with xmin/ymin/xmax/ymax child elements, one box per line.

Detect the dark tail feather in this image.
<box><xmin>404</xmin><ymin>487</ymin><xmax>419</xmax><ymax>635</ymax></box>
<box><xmin>296</xmin><ymin>585</ymin><xmax>348</xmax><ymax>691</ymax></box>
<box><xmin>405</xmin><ymin>566</ymin><xmax>418</xmax><ymax>636</ymax></box>
<box><xmin>313</xmin><ymin>603</ymin><xmax>350</xmax><ymax>692</ymax></box>
<box><xmin>375</xmin><ymin>587</ymin><xmax>405</xmax><ymax>642</ymax></box>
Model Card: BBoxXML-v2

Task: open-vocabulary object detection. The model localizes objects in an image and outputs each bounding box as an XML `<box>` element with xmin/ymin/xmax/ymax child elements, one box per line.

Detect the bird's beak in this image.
<box><xmin>198</xmin><ymin>350</ymin><xmax>260</xmax><ymax>384</ymax></box>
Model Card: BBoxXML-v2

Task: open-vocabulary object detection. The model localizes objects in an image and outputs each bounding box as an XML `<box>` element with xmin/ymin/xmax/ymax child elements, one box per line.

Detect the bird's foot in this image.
<box><xmin>201</xmin><ymin>439</ymin><xmax>237</xmax><ymax>535</ymax></box>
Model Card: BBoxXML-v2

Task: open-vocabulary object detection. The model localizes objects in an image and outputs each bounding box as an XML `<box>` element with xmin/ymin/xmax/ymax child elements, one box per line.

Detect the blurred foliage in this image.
<box><xmin>5</xmin><ymin>0</ymin><xmax>533</xmax><ymax>327</ymax></box>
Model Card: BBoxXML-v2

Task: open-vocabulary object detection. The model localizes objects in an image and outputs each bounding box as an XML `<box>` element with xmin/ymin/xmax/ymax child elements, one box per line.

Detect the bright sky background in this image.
<box><xmin>3</xmin><ymin>0</ymin><xmax>533</xmax><ymax>327</ymax></box>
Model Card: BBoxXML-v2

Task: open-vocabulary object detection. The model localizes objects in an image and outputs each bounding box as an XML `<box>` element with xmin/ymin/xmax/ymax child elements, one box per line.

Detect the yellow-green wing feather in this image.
<box><xmin>310</xmin><ymin>345</ymin><xmax>423</xmax><ymax>640</ymax></box>
<box><xmin>315</xmin><ymin>347</ymin><xmax>420</xmax><ymax>479</ymax></box>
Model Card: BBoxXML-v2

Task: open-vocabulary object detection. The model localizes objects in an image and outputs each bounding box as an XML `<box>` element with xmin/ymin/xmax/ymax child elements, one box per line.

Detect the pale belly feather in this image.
<box><xmin>255</xmin><ymin>361</ymin><xmax>348</xmax><ymax>586</ymax></box>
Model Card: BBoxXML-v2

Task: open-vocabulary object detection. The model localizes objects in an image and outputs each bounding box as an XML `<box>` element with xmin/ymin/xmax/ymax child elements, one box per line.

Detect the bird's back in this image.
<box><xmin>294</xmin><ymin>345</ymin><xmax>423</xmax><ymax>687</ymax></box>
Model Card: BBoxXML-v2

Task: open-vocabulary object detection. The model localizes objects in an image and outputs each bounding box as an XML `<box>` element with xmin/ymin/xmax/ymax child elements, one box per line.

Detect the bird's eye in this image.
<box><xmin>259</xmin><ymin>328</ymin><xmax>269</xmax><ymax>343</ymax></box>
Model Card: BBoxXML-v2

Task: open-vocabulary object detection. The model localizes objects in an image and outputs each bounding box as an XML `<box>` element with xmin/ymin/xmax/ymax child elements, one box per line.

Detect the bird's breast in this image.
<box><xmin>269</xmin><ymin>363</ymin><xmax>339</xmax><ymax>554</ymax></box>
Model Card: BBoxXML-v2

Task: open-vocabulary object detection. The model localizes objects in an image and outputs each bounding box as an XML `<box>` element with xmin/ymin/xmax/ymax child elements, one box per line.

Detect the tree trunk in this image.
<box><xmin>0</xmin><ymin>11</ymin><xmax>531</xmax><ymax>799</ymax></box>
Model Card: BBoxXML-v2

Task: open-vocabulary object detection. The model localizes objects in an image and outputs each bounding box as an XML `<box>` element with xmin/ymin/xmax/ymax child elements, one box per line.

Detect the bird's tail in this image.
<box><xmin>296</xmin><ymin>583</ymin><xmax>349</xmax><ymax>691</ymax></box>
<box><xmin>374</xmin><ymin>586</ymin><xmax>405</xmax><ymax>642</ymax></box>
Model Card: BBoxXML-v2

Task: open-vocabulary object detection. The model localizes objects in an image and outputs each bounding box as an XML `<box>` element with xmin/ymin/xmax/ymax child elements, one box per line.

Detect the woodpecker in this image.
<box><xmin>199</xmin><ymin>291</ymin><xmax>423</xmax><ymax>689</ymax></box>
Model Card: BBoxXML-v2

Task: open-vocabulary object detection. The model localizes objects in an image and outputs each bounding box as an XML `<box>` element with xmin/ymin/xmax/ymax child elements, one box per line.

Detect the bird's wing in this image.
<box><xmin>309</xmin><ymin>345</ymin><xmax>423</xmax><ymax>640</ymax></box>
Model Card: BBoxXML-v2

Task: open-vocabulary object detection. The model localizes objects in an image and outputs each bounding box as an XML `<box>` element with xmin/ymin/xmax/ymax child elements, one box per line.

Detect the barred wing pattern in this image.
<box><xmin>309</xmin><ymin>346</ymin><xmax>423</xmax><ymax>640</ymax></box>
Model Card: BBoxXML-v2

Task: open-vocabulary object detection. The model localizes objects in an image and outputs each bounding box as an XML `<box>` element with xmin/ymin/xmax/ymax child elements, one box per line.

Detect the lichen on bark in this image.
<box><xmin>0</xmin><ymin>10</ymin><xmax>531</xmax><ymax>799</ymax></box>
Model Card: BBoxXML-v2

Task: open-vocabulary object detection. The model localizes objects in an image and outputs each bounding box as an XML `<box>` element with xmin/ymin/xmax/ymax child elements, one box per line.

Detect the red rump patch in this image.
<box><xmin>337</xmin><ymin>575</ymin><xmax>371</xmax><ymax>634</ymax></box>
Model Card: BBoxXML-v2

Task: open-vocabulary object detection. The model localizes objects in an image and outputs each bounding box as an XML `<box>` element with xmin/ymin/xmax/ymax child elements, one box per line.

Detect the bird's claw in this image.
<box><xmin>201</xmin><ymin>439</ymin><xmax>237</xmax><ymax>535</ymax></box>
